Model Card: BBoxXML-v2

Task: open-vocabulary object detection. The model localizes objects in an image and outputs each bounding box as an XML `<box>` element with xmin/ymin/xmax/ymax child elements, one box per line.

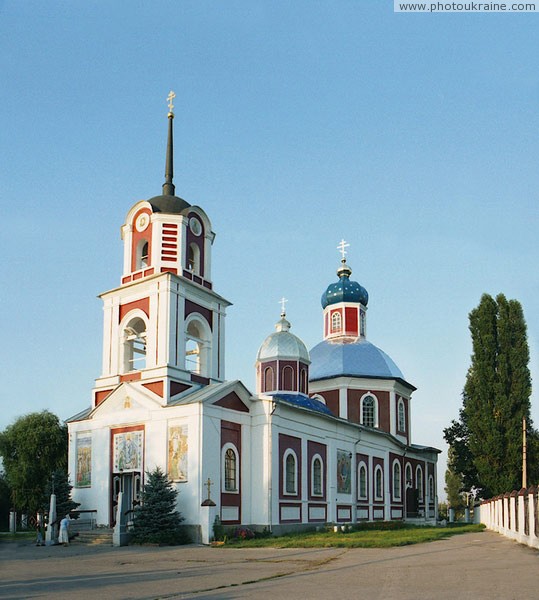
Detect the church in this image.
<box><xmin>67</xmin><ymin>95</ymin><xmax>439</xmax><ymax>541</ymax></box>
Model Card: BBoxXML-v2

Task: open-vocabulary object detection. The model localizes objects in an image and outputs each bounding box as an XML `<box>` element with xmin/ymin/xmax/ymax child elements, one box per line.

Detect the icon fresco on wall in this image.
<box><xmin>168</xmin><ymin>424</ymin><xmax>188</xmax><ymax>482</ymax></box>
<box><xmin>75</xmin><ymin>434</ymin><xmax>92</xmax><ymax>487</ymax></box>
<box><xmin>113</xmin><ymin>430</ymin><xmax>143</xmax><ymax>473</ymax></box>
<box><xmin>337</xmin><ymin>449</ymin><xmax>351</xmax><ymax>494</ymax></box>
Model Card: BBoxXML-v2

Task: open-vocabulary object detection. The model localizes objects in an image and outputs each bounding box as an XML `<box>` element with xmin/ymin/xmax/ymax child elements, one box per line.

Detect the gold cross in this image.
<box><xmin>167</xmin><ymin>90</ymin><xmax>176</xmax><ymax>114</ymax></box>
<box><xmin>279</xmin><ymin>297</ymin><xmax>288</xmax><ymax>316</ymax></box>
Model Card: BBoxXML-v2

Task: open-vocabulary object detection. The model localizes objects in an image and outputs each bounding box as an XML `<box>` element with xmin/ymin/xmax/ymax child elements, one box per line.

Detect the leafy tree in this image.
<box><xmin>0</xmin><ymin>411</ymin><xmax>67</xmax><ymax>514</ymax></box>
<box><xmin>0</xmin><ymin>473</ymin><xmax>11</xmax><ymax>530</ymax></box>
<box><xmin>131</xmin><ymin>467</ymin><xmax>189</xmax><ymax>545</ymax></box>
<box><xmin>42</xmin><ymin>469</ymin><xmax>80</xmax><ymax>521</ymax></box>
<box><xmin>444</xmin><ymin>448</ymin><xmax>464</xmax><ymax>517</ymax></box>
<box><xmin>444</xmin><ymin>294</ymin><xmax>535</xmax><ymax>498</ymax></box>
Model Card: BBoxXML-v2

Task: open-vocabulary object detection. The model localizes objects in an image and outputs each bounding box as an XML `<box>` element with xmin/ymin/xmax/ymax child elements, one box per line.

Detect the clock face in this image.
<box><xmin>189</xmin><ymin>217</ymin><xmax>202</xmax><ymax>236</ymax></box>
<box><xmin>135</xmin><ymin>213</ymin><xmax>149</xmax><ymax>232</ymax></box>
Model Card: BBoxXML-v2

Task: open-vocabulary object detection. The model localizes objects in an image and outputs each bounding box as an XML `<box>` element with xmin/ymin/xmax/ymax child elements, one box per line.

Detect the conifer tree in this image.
<box><xmin>131</xmin><ymin>467</ymin><xmax>189</xmax><ymax>545</ymax></box>
<box><xmin>444</xmin><ymin>293</ymin><xmax>535</xmax><ymax>498</ymax></box>
<box><xmin>42</xmin><ymin>469</ymin><xmax>80</xmax><ymax>521</ymax></box>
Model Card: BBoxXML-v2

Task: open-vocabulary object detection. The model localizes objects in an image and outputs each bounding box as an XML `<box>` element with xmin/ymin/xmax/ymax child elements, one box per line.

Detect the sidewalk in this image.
<box><xmin>1</xmin><ymin>531</ymin><xmax>538</xmax><ymax>599</ymax></box>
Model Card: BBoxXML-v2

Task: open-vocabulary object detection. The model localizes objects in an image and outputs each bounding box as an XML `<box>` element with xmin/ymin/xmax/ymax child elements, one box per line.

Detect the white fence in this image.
<box><xmin>479</xmin><ymin>486</ymin><xmax>539</xmax><ymax>550</ymax></box>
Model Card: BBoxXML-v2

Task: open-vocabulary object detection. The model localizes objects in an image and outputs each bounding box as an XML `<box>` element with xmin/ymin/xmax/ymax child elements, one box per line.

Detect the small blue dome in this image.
<box><xmin>309</xmin><ymin>339</ymin><xmax>406</xmax><ymax>382</ymax></box>
<box><xmin>321</xmin><ymin>262</ymin><xmax>368</xmax><ymax>309</ymax></box>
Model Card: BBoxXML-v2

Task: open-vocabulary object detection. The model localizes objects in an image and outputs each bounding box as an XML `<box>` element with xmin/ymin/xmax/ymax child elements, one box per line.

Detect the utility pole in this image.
<box><xmin>522</xmin><ymin>417</ymin><xmax>527</xmax><ymax>489</ymax></box>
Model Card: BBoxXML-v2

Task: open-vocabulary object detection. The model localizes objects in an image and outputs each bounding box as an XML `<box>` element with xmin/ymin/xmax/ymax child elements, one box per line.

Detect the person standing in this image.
<box><xmin>58</xmin><ymin>515</ymin><xmax>70</xmax><ymax>546</ymax></box>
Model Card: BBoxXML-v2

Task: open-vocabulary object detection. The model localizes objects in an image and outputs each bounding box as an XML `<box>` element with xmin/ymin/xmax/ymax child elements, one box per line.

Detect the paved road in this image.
<box><xmin>1</xmin><ymin>531</ymin><xmax>538</xmax><ymax>599</ymax></box>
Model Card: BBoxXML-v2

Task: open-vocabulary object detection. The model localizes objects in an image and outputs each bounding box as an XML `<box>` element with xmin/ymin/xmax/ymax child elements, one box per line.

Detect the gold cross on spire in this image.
<box><xmin>167</xmin><ymin>90</ymin><xmax>176</xmax><ymax>116</ymax></box>
<box><xmin>337</xmin><ymin>239</ymin><xmax>350</xmax><ymax>261</ymax></box>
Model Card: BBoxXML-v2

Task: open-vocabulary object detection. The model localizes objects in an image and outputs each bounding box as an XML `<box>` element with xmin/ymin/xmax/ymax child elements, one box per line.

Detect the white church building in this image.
<box><xmin>67</xmin><ymin>99</ymin><xmax>439</xmax><ymax>540</ymax></box>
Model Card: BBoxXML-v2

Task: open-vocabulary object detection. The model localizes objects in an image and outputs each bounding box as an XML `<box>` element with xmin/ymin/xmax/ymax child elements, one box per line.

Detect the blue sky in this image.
<box><xmin>1</xmin><ymin>1</ymin><xmax>537</xmax><ymax>495</ymax></box>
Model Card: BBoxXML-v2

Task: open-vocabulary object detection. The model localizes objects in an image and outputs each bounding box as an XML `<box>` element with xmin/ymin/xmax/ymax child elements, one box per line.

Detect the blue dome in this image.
<box><xmin>321</xmin><ymin>262</ymin><xmax>368</xmax><ymax>308</ymax></box>
<box><xmin>309</xmin><ymin>339</ymin><xmax>407</xmax><ymax>383</ymax></box>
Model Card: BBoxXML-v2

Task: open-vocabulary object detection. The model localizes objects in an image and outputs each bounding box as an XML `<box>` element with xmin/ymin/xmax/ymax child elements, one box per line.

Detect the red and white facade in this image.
<box><xmin>67</xmin><ymin>111</ymin><xmax>439</xmax><ymax>541</ymax></box>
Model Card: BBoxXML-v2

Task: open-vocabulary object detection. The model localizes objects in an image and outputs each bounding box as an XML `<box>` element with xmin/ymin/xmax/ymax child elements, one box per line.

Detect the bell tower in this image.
<box><xmin>92</xmin><ymin>92</ymin><xmax>231</xmax><ymax>408</ymax></box>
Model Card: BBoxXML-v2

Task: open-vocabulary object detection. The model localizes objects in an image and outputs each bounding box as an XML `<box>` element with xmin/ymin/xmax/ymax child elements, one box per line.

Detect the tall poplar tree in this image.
<box><xmin>444</xmin><ymin>293</ymin><xmax>535</xmax><ymax>498</ymax></box>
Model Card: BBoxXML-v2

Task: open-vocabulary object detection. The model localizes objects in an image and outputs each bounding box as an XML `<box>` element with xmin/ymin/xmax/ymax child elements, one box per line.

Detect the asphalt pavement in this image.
<box><xmin>1</xmin><ymin>530</ymin><xmax>538</xmax><ymax>599</ymax></box>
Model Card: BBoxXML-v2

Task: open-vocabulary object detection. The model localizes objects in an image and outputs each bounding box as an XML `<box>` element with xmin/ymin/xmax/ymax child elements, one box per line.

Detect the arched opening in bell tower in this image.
<box><xmin>122</xmin><ymin>317</ymin><xmax>147</xmax><ymax>373</ymax></box>
<box><xmin>184</xmin><ymin>317</ymin><xmax>211</xmax><ymax>377</ymax></box>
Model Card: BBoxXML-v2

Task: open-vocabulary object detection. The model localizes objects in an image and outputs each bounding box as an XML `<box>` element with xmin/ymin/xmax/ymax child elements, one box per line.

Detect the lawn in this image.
<box><xmin>223</xmin><ymin>524</ymin><xmax>485</xmax><ymax>549</ymax></box>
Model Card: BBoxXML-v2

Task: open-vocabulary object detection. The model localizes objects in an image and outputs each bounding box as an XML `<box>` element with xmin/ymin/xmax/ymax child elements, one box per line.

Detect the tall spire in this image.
<box><xmin>162</xmin><ymin>90</ymin><xmax>176</xmax><ymax>197</ymax></box>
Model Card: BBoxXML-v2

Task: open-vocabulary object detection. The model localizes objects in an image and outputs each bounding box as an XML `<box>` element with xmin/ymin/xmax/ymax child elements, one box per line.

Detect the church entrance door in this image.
<box><xmin>406</xmin><ymin>487</ymin><xmax>419</xmax><ymax>518</ymax></box>
<box><xmin>110</xmin><ymin>471</ymin><xmax>142</xmax><ymax>526</ymax></box>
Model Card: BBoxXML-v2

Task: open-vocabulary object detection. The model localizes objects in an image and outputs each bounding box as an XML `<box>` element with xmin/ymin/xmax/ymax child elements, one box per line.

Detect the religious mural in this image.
<box><xmin>113</xmin><ymin>430</ymin><xmax>143</xmax><ymax>473</ymax></box>
<box><xmin>337</xmin><ymin>449</ymin><xmax>351</xmax><ymax>494</ymax></box>
<box><xmin>168</xmin><ymin>423</ymin><xmax>188</xmax><ymax>481</ymax></box>
<box><xmin>75</xmin><ymin>434</ymin><xmax>92</xmax><ymax>487</ymax></box>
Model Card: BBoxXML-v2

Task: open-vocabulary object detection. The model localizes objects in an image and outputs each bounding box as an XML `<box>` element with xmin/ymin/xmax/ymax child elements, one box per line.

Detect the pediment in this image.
<box><xmin>213</xmin><ymin>391</ymin><xmax>250</xmax><ymax>413</ymax></box>
<box><xmin>90</xmin><ymin>382</ymin><xmax>164</xmax><ymax>420</ymax></box>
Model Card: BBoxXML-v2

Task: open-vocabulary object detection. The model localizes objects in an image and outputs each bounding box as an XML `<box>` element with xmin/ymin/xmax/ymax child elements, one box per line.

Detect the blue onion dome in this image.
<box><xmin>256</xmin><ymin>314</ymin><xmax>310</xmax><ymax>364</ymax></box>
<box><xmin>321</xmin><ymin>260</ymin><xmax>369</xmax><ymax>309</ymax></box>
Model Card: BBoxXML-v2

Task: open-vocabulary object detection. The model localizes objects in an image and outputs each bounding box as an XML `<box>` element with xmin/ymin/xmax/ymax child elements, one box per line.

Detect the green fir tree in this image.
<box><xmin>444</xmin><ymin>293</ymin><xmax>535</xmax><ymax>498</ymax></box>
<box><xmin>42</xmin><ymin>469</ymin><xmax>80</xmax><ymax>521</ymax></box>
<box><xmin>131</xmin><ymin>467</ymin><xmax>189</xmax><ymax>545</ymax></box>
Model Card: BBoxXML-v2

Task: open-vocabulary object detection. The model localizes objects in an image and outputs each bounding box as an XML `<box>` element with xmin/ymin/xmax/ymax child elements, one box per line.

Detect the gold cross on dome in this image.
<box><xmin>337</xmin><ymin>239</ymin><xmax>350</xmax><ymax>261</ymax></box>
<box><xmin>279</xmin><ymin>297</ymin><xmax>288</xmax><ymax>316</ymax></box>
<box><xmin>167</xmin><ymin>90</ymin><xmax>176</xmax><ymax>114</ymax></box>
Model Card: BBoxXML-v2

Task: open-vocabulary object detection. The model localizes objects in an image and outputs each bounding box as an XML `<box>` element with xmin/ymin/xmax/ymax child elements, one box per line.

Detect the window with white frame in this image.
<box><xmin>284</xmin><ymin>449</ymin><xmax>298</xmax><ymax>495</ymax></box>
<box><xmin>222</xmin><ymin>444</ymin><xmax>239</xmax><ymax>492</ymax></box>
<box><xmin>398</xmin><ymin>399</ymin><xmax>406</xmax><ymax>432</ymax></box>
<box><xmin>405</xmin><ymin>463</ymin><xmax>412</xmax><ymax>488</ymax></box>
<box><xmin>416</xmin><ymin>466</ymin><xmax>423</xmax><ymax>500</ymax></box>
<box><xmin>374</xmin><ymin>465</ymin><xmax>383</xmax><ymax>500</ymax></box>
<box><xmin>122</xmin><ymin>317</ymin><xmax>147</xmax><ymax>373</ymax></box>
<box><xmin>331</xmin><ymin>311</ymin><xmax>342</xmax><ymax>333</ymax></box>
<box><xmin>358</xmin><ymin>462</ymin><xmax>368</xmax><ymax>500</ymax></box>
<box><xmin>311</xmin><ymin>455</ymin><xmax>323</xmax><ymax>497</ymax></box>
<box><xmin>393</xmin><ymin>461</ymin><xmax>401</xmax><ymax>500</ymax></box>
<box><xmin>361</xmin><ymin>394</ymin><xmax>377</xmax><ymax>428</ymax></box>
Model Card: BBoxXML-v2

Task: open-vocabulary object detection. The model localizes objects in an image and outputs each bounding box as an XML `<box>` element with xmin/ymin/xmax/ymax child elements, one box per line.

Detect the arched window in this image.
<box><xmin>282</xmin><ymin>365</ymin><xmax>294</xmax><ymax>391</ymax></box>
<box><xmin>361</xmin><ymin>395</ymin><xmax>377</xmax><ymax>428</ymax></box>
<box><xmin>405</xmin><ymin>463</ymin><xmax>412</xmax><ymax>488</ymax></box>
<box><xmin>393</xmin><ymin>461</ymin><xmax>401</xmax><ymax>500</ymax></box>
<box><xmin>284</xmin><ymin>450</ymin><xmax>298</xmax><ymax>495</ymax></box>
<box><xmin>185</xmin><ymin>317</ymin><xmax>210</xmax><ymax>377</ymax></box>
<box><xmin>331</xmin><ymin>311</ymin><xmax>342</xmax><ymax>333</ymax></box>
<box><xmin>122</xmin><ymin>317</ymin><xmax>147</xmax><ymax>372</ymax></box>
<box><xmin>263</xmin><ymin>366</ymin><xmax>274</xmax><ymax>392</ymax></box>
<box><xmin>300</xmin><ymin>368</ymin><xmax>308</xmax><ymax>394</ymax></box>
<box><xmin>398</xmin><ymin>399</ymin><xmax>406</xmax><ymax>432</ymax></box>
<box><xmin>187</xmin><ymin>242</ymin><xmax>201</xmax><ymax>274</ymax></box>
<box><xmin>428</xmin><ymin>475</ymin><xmax>434</xmax><ymax>500</ymax></box>
<box><xmin>222</xmin><ymin>443</ymin><xmax>239</xmax><ymax>492</ymax></box>
<box><xmin>374</xmin><ymin>466</ymin><xmax>383</xmax><ymax>500</ymax></box>
<box><xmin>416</xmin><ymin>466</ymin><xmax>423</xmax><ymax>500</ymax></box>
<box><xmin>358</xmin><ymin>462</ymin><xmax>368</xmax><ymax>500</ymax></box>
<box><xmin>311</xmin><ymin>455</ymin><xmax>323</xmax><ymax>497</ymax></box>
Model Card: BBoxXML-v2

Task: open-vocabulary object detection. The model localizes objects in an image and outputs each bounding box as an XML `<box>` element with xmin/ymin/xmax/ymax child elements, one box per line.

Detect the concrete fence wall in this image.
<box><xmin>479</xmin><ymin>486</ymin><xmax>539</xmax><ymax>550</ymax></box>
